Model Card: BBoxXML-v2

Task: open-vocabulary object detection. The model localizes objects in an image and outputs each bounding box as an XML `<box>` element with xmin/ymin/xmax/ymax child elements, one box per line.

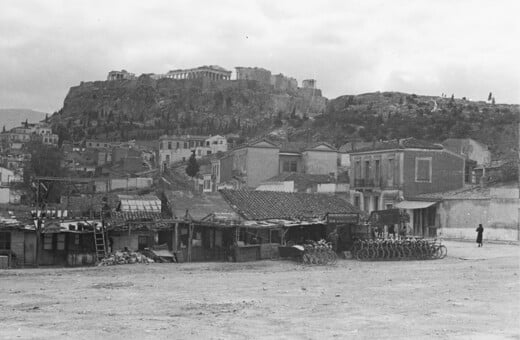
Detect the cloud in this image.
<box><xmin>0</xmin><ymin>0</ymin><xmax>519</xmax><ymax>113</ymax></box>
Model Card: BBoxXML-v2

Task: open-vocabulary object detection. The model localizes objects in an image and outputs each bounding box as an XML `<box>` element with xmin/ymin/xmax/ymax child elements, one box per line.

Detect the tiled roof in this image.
<box><xmin>278</xmin><ymin>141</ymin><xmax>310</xmax><ymax>153</ymax></box>
<box><xmin>60</xmin><ymin>193</ymin><xmax>119</xmax><ymax>218</ymax></box>
<box><xmin>110</xmin><ymin>211</ymin><xmax>165</xmax><ymax>222</ymax></box>
<box><xmin>263</xmin><ymin>172</ymin><xmax>334</xmax><ymax>185</ymax></box>
<box><xmin>220</xmin><ymin>189</ymin><xmax>360</xmax><ymax>220</ymax></box>
<box><xmin>304</xmin><ymin>142</ymin><xmax>337</xmax><ymax>151</ymax></box>
<box><xmin>411</xmin><ymin>185</ymin><xmax>490</xmax><ymax>200</ymax></box>
<box><xmin>166</xmin><ymin>191</ymin><xmax>237</xmax><ymax>220</ymax></box>
<box><xmin>350</xmin><ymin>137</ymin><xmax>443</xmax><ymax>153</ymax></box>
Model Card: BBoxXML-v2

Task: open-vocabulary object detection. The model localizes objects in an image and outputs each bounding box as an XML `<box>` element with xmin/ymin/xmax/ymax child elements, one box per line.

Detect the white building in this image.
<box><xmin>158</xmin><ymin>135</ymin><xmax>228</xmax><ymax>171</ymax></box>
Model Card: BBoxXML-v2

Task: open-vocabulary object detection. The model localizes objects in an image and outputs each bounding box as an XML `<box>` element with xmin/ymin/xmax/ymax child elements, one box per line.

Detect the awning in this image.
<box><xmin>394</xmin><ymin>201</ymin><xmax>437</xmax><ymax>210</ymax></box>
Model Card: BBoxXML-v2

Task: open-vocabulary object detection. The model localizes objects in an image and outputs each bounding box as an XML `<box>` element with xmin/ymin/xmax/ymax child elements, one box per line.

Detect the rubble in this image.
<box><xmin>97</xmin><ymin>250</ymin><xmax>154</xmax><ymax>266</ymax></box>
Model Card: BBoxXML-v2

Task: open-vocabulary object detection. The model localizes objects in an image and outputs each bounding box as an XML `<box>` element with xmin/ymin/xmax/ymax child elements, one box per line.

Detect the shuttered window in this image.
<box><xmin>415</xmin><ymin>157</ymin><xmax>432</xmax><ymax>182</ymax></box>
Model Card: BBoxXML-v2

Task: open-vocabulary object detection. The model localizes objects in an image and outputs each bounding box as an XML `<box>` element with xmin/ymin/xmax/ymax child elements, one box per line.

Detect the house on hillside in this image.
<box><xmin>231</xmin><ymin>139</ymin><xmax>280</xmax><ymax>188</ymax></box>
<box><xmin>348</xmin><ymin>138</ymin><xmax>465</xmax><ymax>237</ymax></box>
<box><xmin>256</xmin><ymin>172</ymin><xmax>341</xmax><ymax>193</ymax></box>
<box><xmin>229</xmin><ymin>139</ymin><xmax>340</xmax><ymax>189</ymax></box>
<box><xmin>159</xmin><ymin>135</ymin><xmax>228</xmax><ymax>171</ymax></box>
<box><xmin>442</xmin><ymin>138</ymin><xmax>491</xmax><ymax>183</ymax></box>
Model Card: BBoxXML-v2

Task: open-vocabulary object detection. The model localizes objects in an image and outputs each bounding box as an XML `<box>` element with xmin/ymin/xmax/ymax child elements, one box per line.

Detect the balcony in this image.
<box><xmin>354</xmin><ymin>178</ymin><xmax>377</xmax><ymax>188</ymax></box>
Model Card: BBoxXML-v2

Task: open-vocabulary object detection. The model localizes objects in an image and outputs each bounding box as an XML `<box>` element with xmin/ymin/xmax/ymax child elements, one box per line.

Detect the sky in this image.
<box><xmin>1</xmin><ymin>0</ymin><xmax>519</xmax><ymax>113</ymax></box>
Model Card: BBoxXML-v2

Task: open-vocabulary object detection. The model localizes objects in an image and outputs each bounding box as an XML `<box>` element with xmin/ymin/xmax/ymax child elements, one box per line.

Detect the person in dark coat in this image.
<box><xmin>476</xmin><ymin>224</ymin><xmax>484</xmax><ymax>247</ymax></box>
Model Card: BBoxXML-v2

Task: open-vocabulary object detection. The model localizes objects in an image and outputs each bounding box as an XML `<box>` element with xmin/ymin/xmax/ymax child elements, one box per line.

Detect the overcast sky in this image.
<box><xmin>1</xmin><ymin>0</ymin><xmax>519</xmax><ymax>113</ymax></box>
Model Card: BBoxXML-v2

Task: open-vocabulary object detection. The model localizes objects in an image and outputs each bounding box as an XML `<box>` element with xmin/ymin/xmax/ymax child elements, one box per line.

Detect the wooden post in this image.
<box><xmin>187</xmin><ymin>222</ymin><xmax>193</xmax><ymax>262</ymax></box>
<box><xmin>173</xmin><ymin>222</ymin><xmax>179</xmax><ymax>252</ymax></box>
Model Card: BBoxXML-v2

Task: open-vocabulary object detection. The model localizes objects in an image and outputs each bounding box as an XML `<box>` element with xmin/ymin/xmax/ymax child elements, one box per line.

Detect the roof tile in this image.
<box><xmin>220</xmin><ymin>189</ymin><xmax>360</xmax><ymax>220</ymax></box>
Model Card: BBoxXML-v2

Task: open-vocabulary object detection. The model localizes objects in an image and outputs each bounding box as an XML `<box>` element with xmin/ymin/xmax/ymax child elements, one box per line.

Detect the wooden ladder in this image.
<box><xmin>93</xmin><ymin>224</ymin><xmax>107</xmax><ymax>261</ymax></box>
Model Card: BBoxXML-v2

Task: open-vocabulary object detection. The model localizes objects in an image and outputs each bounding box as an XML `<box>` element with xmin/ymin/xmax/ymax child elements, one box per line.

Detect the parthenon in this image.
<box><xmin>165</xmin><ymin>65</ymin><xmax>231</xmax><ymax>80</ymax></box>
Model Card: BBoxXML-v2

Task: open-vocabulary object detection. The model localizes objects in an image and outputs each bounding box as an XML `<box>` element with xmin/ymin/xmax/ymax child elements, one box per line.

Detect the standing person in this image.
<box><xmin>327</xmin><ymin>228</ymin><xmax>339</xmax><ymax>252</ymax></box>
<box><xmin>476</xmin><ymin>224</ymin><xmax>484</xmax><ymax>247</ymax></box>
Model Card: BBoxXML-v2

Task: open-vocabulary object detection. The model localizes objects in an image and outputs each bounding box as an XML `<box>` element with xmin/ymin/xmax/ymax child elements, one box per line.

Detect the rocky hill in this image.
<box><xmin>52</xmin><ymin>76</ymin><xmax>518</xmax><ymax>161</ymax></box>
<box><xmin>52</xmin><ymin>75</ymin><xmax>327</xmax><ymax>142</ymax></box>
<box><xmin>308</xmin><ymin>92</ymin><xmax>518</xmax><ymax>160</ymax></box>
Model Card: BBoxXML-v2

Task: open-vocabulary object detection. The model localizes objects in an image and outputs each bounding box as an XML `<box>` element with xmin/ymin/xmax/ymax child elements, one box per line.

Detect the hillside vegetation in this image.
<box><xmin>51</xmin><ymin>76</ymin><xmax>518</xmax><ymax>160</ymax></box>
<box><xmin>310</xmin><ymin>92</ymin><xmax>518</xmax><ymax>159</ymax></box>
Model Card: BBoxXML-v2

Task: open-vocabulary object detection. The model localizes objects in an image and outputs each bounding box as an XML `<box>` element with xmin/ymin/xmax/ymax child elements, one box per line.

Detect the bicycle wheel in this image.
<box><xmin>327</xmin><ymin>251</ymin><xmax>338</xmax><ymax>265</ymax></box>
<box><xmin>439</xmin><ymin>245</ymin><xmax>447</xmax><ymax>259</ymax></box>
<box><xmin>358</xmin><ymin>248</ymin><xmax>369</xmax><ymax>261</ymax></box>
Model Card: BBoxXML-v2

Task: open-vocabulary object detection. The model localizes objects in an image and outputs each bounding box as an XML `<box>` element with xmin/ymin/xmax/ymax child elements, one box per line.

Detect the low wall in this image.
<box><xmin>439</xmin><ymin>197</ymin><xmax>519</xmax><ymax>241</ymax></box>
<box><xmin>95</xmin><ymin>177</ymin><xmax>153</xmax><ymax>192</ymax></box>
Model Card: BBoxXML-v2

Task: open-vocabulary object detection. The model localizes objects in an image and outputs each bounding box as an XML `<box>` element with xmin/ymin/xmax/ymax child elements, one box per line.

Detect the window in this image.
<box><xmin>168</xmin><ymin>142</ymin><xmax>172</xmax><ymax>150</ymax></box>
<box><xmin>364</xmin><ymin>160</ymin><xmax>370</xmax><ymax>179</ymax></box>
<box><xmin>388</xmin><ymin>158</ymin><xmax>394</xmax><ymax>181</ymax></box>
<box><xmin>373</xmin><ymin>196</ymin><xmax>379</xmax><ymax>211</ymax></box>
<box><xmin>176</xmin><ymin>142</ymin><xmax>180</xmax><ymax>149</ymax></box>
<box><xmin>184</xmin><ymin>142</ymin><xmax>188</xmax><ymax>149</ymax></box>
<box><xmin>43</xmin><ymin>234</ymin><xmax>53</xmax><ymax>250</ymax></box>
<box><xmin>375</xmin><ymin>160</ymin><xmax>380</xmax><ymax>182</ymax></box>
<box><xmin>363</xmin><ymin>196</ymin><xmax>370</xmax><ymax>213</ymax></box>
<box><xmin>207</xmin><ymin>151</ymin><xmax>212</xmax><ymax>155</ymax></box>
<box><xmin>204</xmin><ymin>179</ymin><xmax>211</xmax><ymax>190</ymax></box>
<box><xmin>0</xmin><ymin>232</ymin><xmax>11</xmax><ymax>250</ymax></box>
<box><xmin>355</xmin><ymin>161</ymin><xmax>361</xmax><ymax>179</ymax></box>
<box><xmin>138</xmin><ymin>236</ymin><xmax>148</xmax><ymax>250</ymax></box>
<box><xmin>283</xmin><ymin>160</ymin><xmax>298</xmax><ymax>172</ymax></box>
<box><xmin>206</xmin><ymin>141</ymin><xmax>210</xmax><ymax>146</ymax></box>
<box><xmin>57</xmin><ymin>234</ymin><xmax>66</xmax><ymax>250</ymax></box>
<box><xmin>415</xmin><ymin>157</ymin><xmax>432</xmax><ymax>182</ymax></box>
<box><xmin>354</xmin><ymin>196</ymin><xmax>360</xmax><ymax>208</ymax></box>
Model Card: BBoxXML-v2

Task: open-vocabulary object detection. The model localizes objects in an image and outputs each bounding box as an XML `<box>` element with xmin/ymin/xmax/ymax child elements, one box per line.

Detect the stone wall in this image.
<box><xmin>235</xmin><ymin>67</ymin><xmax>272</xmax><ymax>85</ymax></box>
<box><xmin>271</xmin><ymin>74</ymin><xmax>298</xmax><ymax>92</ymax></box>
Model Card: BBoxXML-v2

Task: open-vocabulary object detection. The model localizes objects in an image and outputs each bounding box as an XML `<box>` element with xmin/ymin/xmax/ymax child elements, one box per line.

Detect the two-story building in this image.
<box><xmin>0</xmin><ymin>122</ymin><xmax>58</xmax><ymax>150</ymax></box>
<box><xmin>349</xmin><ymin>138</ymin><xmax>465</xmax><ymax>237</ymax></box>
<box><xmin>159</xmin><ymin>135</ymin><xmax>228</xmax><ymax>171</ymax></box>
<box><xmin>227</xmin><ymin>139</ymin><xmax>339</xmax><ymax>189</ymax></box>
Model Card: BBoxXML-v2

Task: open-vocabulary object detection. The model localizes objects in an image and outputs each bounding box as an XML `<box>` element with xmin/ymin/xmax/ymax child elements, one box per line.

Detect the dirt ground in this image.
<box><xmin>1</xmin><ymin>240</ymin><xmax>519</xmax><ymax>340</ymax></box>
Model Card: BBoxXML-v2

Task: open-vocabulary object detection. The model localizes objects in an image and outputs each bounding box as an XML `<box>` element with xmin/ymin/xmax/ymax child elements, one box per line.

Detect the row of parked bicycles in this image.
<box><xmin>351</xmin><ymin>238</ymin><xmax>447</xmax><ymax>261</ymax></box>
<box><xmin>299</xmin><ymin>240</ymin><xmax>338</xmax><ymax>265</ymax></box>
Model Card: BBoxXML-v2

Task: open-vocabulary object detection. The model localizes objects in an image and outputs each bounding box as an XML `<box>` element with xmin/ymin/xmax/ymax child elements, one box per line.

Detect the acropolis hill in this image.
<box><xmin>52</xmin><ymin>65</ymin><xmax>518</xmax><ymax>160</ymax></box>
<box><xmin>57</xmin><ymin>65</ymin><xmax>327</xmax><ymax>134</ymax></box>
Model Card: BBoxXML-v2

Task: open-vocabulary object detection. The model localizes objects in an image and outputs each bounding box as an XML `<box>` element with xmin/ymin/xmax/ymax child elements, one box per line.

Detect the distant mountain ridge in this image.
<box><xmin>0</xmin><ymin>109</ymin><xmax>48</xmax><ymax>130</ymax></box>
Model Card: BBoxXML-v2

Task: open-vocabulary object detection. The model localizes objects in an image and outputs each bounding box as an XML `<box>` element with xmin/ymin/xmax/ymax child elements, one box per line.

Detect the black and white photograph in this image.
<box><xmin>0</xmin><ymin>0</ymin><xmax>519</xmax><ymax>338</ymax></box>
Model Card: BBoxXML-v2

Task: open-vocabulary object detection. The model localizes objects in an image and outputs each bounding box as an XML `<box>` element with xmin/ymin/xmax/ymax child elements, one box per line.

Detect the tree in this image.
<box><xmin>488</xmin><ymin>92</ymin><xmax>493</xmax><ymax>101</ymax></box>
<box><xmin>185</xmin><ymin>151</ymin><xmax>199</xmax><ymax>177</ymax></box>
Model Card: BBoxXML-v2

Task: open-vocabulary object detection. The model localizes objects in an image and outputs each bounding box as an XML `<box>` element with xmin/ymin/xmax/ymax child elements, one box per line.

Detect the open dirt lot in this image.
<box><xmin>1</xmin><ymin>241</ymin><xmax>519</xmax><ymax>339</ymax></box>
